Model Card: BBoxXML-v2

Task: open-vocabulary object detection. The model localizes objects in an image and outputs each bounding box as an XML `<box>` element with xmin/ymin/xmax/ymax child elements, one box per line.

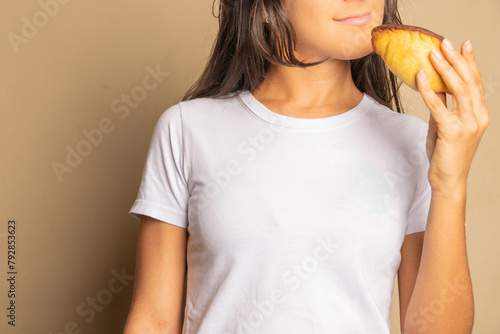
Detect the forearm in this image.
<box><xmin>403</xmin><ymin>185</ymin><xmax>474</xmax><ymax>334</ymax></box>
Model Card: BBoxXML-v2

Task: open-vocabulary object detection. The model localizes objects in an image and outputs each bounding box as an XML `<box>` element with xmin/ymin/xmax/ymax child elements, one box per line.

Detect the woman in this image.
<box><xmin>123</xmin><ymin>0</ymin><xmax>488</xmax><ymax>333</ymax></box>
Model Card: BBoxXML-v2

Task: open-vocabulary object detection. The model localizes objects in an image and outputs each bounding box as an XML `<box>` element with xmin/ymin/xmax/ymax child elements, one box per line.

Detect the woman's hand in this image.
<box><xmin>416</xmin><ymin>38</ymin><xmax>489</xmax><ymax>195</ymax></box>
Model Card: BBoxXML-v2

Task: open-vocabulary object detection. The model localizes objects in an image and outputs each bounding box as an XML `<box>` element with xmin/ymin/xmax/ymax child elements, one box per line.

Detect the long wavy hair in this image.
<box><xmin>181</xmin><ymin>0</ymin><xmax>405</xmax><ymax>113</ymax></box>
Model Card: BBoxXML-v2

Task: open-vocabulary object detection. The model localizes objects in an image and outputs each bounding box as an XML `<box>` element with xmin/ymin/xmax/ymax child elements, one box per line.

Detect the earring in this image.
<box><xmin>265</xmin><ymin>18</ymin><xmax>269</xmax><ymax>23</ymax></box>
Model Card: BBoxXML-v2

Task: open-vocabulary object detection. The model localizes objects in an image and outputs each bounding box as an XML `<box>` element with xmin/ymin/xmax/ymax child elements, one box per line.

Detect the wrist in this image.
<box><xmin>429</xmin><ymin>175</ymin><xmax>467</xmax><ymax>194</ymax></box>
<box><xmin>431</xmin><ymin>183</ymin><xmax>467</xmax><ymax>201</ymax></box>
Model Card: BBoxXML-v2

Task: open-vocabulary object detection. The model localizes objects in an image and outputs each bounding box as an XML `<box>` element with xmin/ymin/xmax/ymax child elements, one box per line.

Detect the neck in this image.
<box><xmin>251</xmin><ymin>58</ymin><xmax>363</xmax><ymax>118</ymax></box>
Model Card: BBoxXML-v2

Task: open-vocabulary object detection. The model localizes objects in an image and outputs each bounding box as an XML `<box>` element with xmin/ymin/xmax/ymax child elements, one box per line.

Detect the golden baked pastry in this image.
<box><xmin>371</xmin><ymin>24</ymin><xmax>450</xmax><ymax>94</ymax></box>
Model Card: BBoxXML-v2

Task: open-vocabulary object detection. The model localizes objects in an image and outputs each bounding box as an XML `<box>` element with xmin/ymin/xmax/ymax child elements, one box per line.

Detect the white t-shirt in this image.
<box><xmin>129</xmin><ymin>90</ymin><xmax>432</xmax><ymax>334</ymax></box>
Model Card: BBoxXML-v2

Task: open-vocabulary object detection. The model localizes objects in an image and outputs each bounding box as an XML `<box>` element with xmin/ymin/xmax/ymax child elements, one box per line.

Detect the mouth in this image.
<box><xmin>333</xmin><ymin>11</ymin><xmax>372</xmax><ymax>25</ymax></box>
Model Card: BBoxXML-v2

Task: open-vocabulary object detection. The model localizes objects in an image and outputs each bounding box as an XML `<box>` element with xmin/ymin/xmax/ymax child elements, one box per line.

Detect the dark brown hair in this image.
<box><xmin>181</xmin><ymin>0</ymin><xmax>405</xmax><ymax>113</ymax></box>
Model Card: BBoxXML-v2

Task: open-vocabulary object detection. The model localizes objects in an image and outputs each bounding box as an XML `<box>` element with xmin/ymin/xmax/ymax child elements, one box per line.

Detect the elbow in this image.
<box><xmin>123</xmin><ymin>318</ymin><xmax>182</xmax><ymax>334</ymax></box>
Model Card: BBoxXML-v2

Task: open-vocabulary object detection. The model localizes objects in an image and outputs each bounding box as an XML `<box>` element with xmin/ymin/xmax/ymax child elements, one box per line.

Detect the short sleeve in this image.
<box><xmin>406</xmin><ymin>179</ymin><xmax>431</xmax><ymax>235</ymax></box>
<box><xmin>128</xmin><ymin>103</ymin><xmax>190</xmax><ymax>228</ymax></box>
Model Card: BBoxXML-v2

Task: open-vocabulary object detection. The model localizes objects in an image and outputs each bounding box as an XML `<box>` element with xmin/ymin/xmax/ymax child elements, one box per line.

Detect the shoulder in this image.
<box><xmin>154</xmin><ymin>94</ymin><xmax>231</xmax><ymax>125</ymax></box>
<box><xmin>178</xmin><ymin>91</ymin><xmax>242</xmax><ymax>116</ymax></box>
<box><xmin>152</xmin><ymin>92</ymin><xmax>246</xmax><ymax>139</ymax></box>
<box><xmin>165</xmin><ymin>92</ymin><xmax>247</xmax><ymax>130</ymax></box>
<box><xmin>363</xmin><ymin>93</ymin><xmax>429</xmax><ymax>140</ymax></box>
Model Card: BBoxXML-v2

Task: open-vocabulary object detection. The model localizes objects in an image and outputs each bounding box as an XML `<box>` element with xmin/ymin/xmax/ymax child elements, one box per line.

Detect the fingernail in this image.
<box><xmin>431</xmin><ymin>48</ymin><xmax>443</xmax><ymax>60</ymax></box>
<box><xmin>443</xmin><ymin>38</ymin><xmax>455</xmax><ymax>51</ymax></box>
<box><xmin>419</xmin><ymin>69</ymin><xmax>427</xmax><ymax>81</ymax></box>
<box><xmin>465</xmin><ymin>40</ymin><xmax>473</xmax><ymax>53</ymax></box>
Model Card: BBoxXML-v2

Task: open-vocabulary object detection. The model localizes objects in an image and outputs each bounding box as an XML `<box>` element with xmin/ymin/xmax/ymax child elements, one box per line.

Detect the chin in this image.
<box><xmin>329</xmin><ymin>29</ymin><xmax>375</xmax><ymax>60</ymax></box>
<box><xmin>351</xmin><ymin>47</ymin><xmax>375</xmax><ymax>60</ymax></box>
<box><xmin>335</xmin><ymin>43</ymin><xmax>374</xmax><ymax>61</ymax></box>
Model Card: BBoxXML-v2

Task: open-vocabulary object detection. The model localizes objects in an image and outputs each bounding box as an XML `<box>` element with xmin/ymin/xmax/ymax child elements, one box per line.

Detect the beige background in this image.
<box><xmin>1</xmin><ymin>0</ymin><xmax>498</xmax><ymax>333</ymax></box>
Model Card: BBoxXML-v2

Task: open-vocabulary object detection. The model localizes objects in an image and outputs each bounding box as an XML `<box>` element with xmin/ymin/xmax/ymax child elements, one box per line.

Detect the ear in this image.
<box><xmin>262</xmin><ymin>15</ymin><xmax>267</xmax><ymax>23</ymax></box>
<box><xmin>250</xmin><ymin>9</ymin><xmax>267</xmax><ymax>23</ymax></box>
<box><xmin>259</xmin><ymin>7</ymin><xmax>269</xmax><ymax>23</ymax></box>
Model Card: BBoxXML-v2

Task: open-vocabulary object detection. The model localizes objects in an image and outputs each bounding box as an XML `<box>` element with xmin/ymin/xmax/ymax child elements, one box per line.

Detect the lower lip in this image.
<box><xmin>334</xmin><ymin>13</ymin><xmax>371</xmax><ymax>25</ymax></box>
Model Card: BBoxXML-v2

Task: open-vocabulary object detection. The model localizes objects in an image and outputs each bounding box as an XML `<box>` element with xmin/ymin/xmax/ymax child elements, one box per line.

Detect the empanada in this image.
<box><xmin>371</xmin><ymin>24</ymin><xmax>450</xmax><ymax>94</ymax></box>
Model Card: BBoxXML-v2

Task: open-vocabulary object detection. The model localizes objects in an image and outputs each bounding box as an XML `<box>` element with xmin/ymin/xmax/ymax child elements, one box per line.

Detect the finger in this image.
<box><xmin>429</xmin><ymin>45</ymin><xmax>472</xmax><ymax>110</ymax></box>
<box><xmin>440</xmin><ymin>38</ymin><xmax>479</xmax><ymax>88</ymax></box>
<box><xmin>416</xmin><ymin>69</ymin><xmax>448</xmax><ymax>124</ymax></box>
<box><xmin>460</xmin><ymin>40</ymin><xmax>486</xmax><ymax>111</ymax></box>
<box><xmin>461</xmin><ymin>40</ymin><xmax>482</xmax><ymax>78</ymax></box>
<box><xmin>439</xmin><ymin>38</ymin><xmax>486</xmax><ymax>122</ymax></box>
